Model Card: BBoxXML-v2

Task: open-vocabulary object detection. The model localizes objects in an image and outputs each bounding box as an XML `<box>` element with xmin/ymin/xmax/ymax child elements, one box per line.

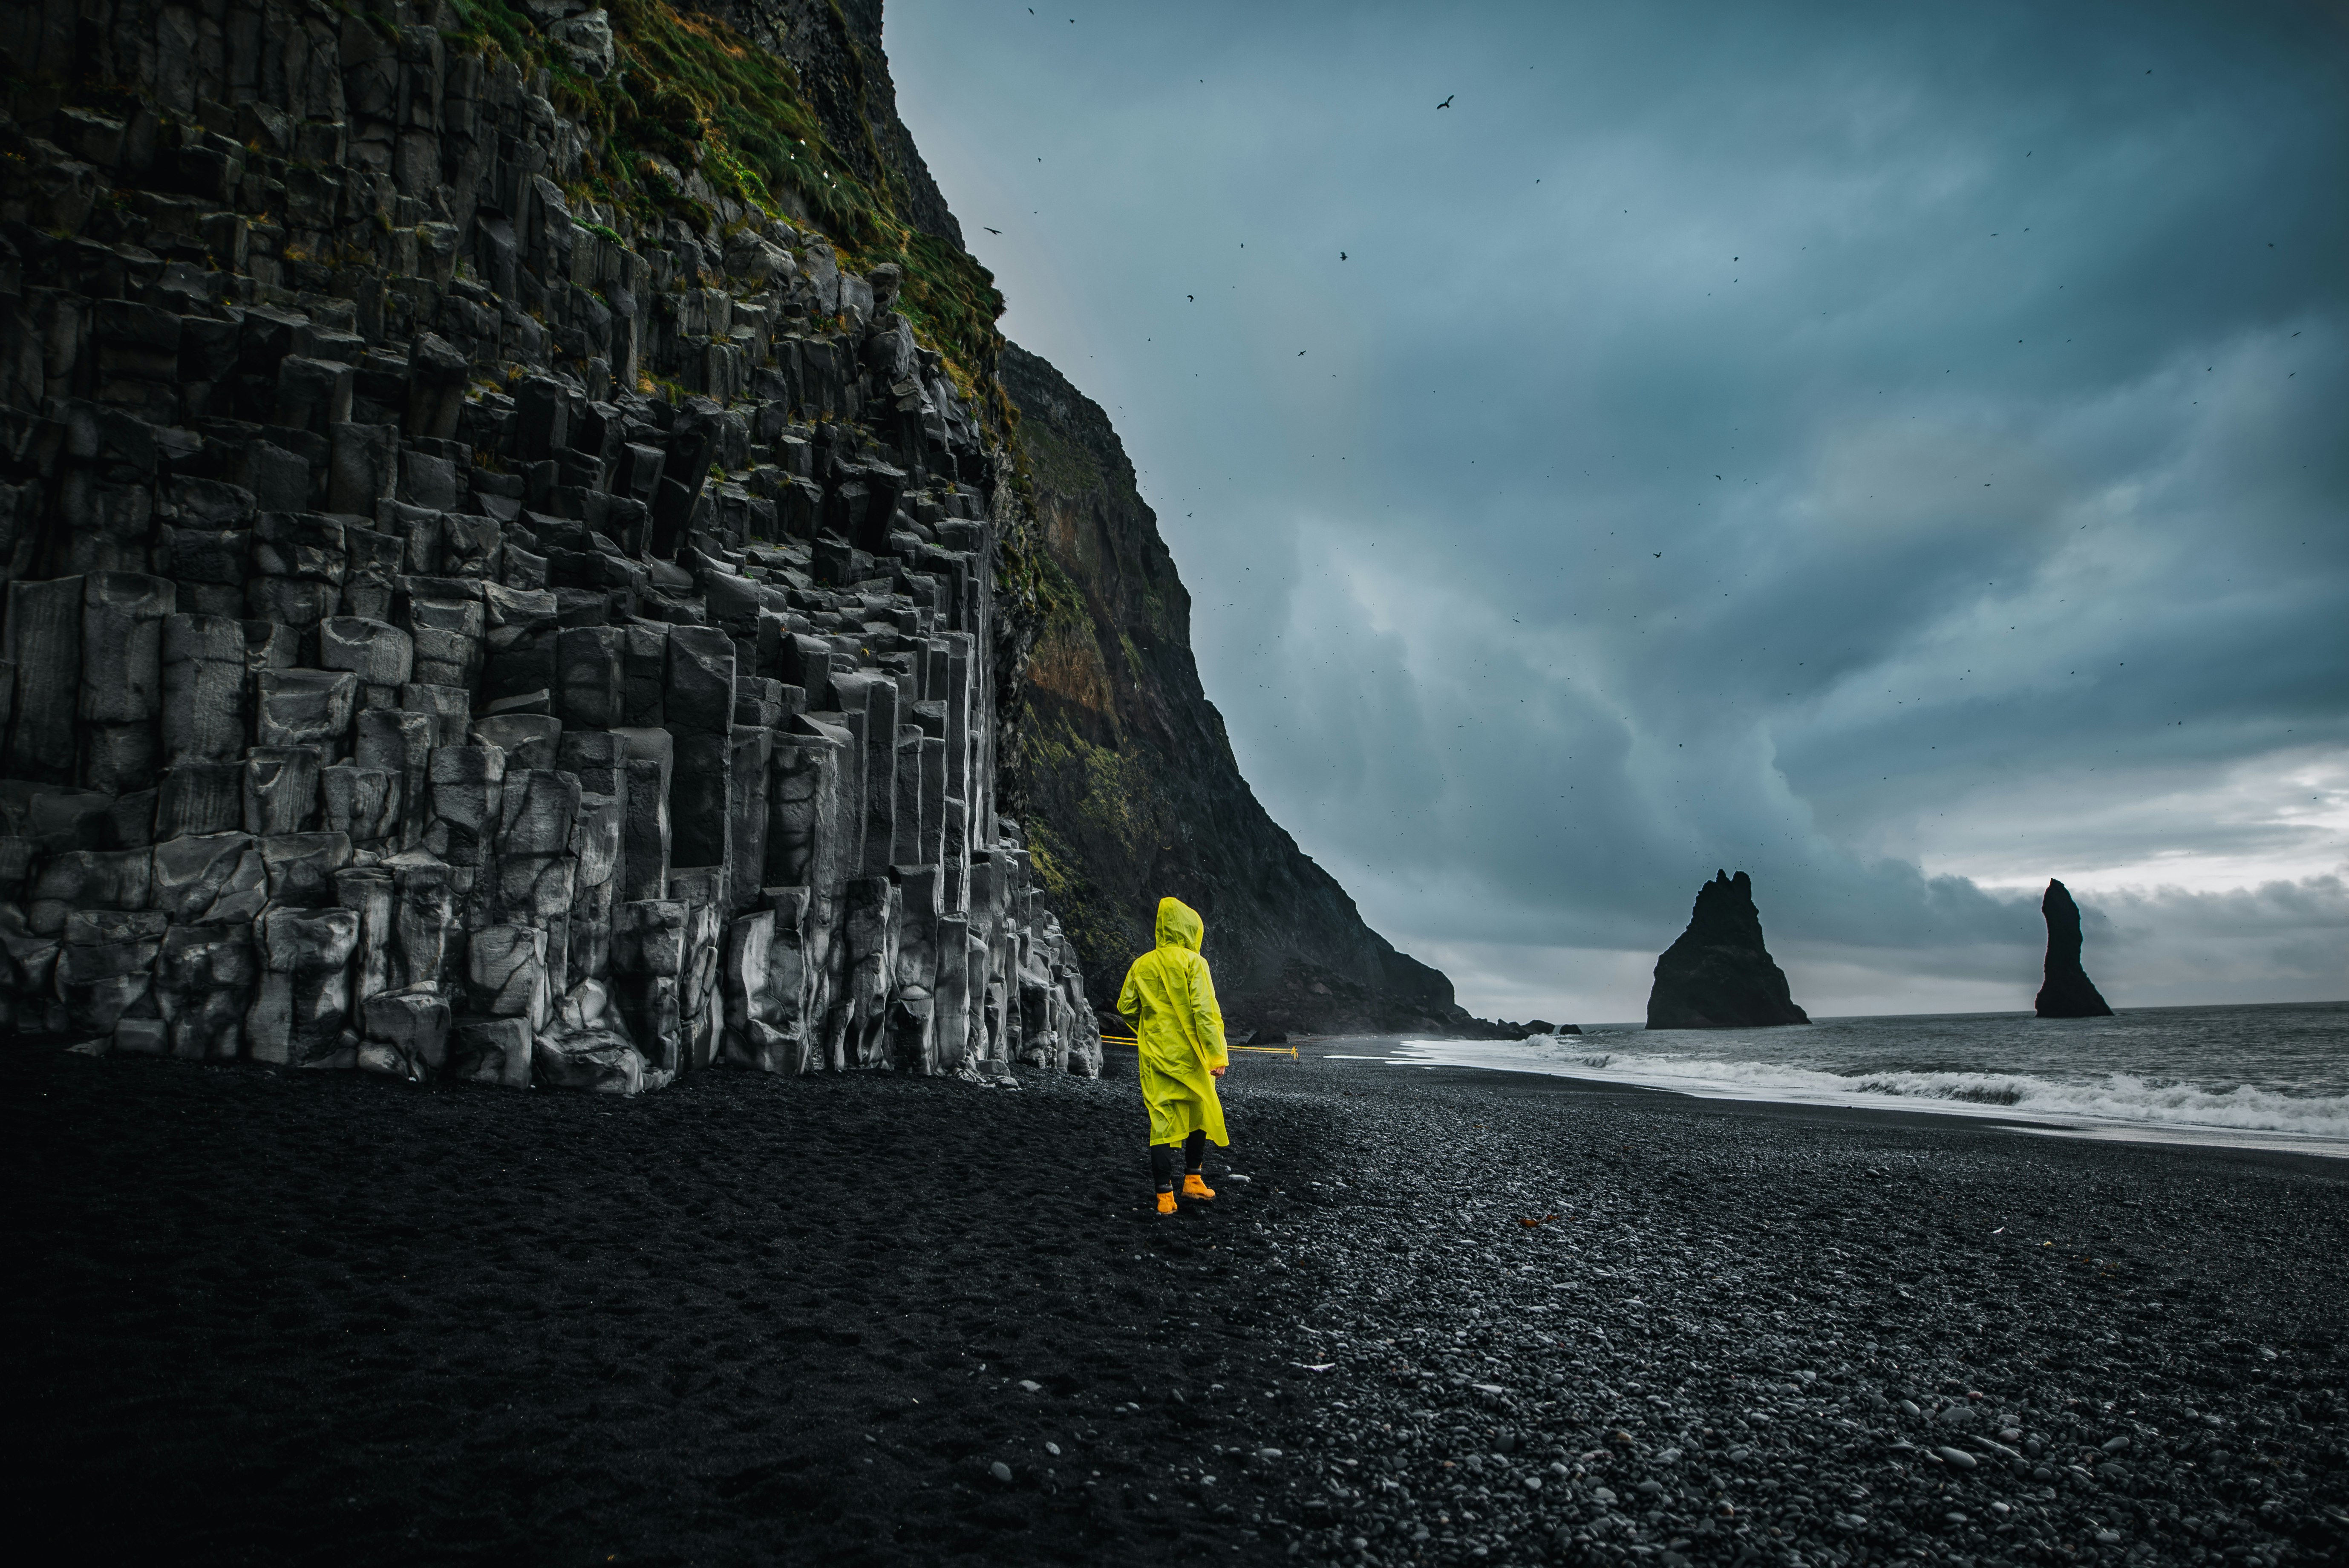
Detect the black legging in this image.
<box><xmin>1150</xmin><ymin>1130</ymin><xmax>1208</xmax><ymax>1191</ymax></box>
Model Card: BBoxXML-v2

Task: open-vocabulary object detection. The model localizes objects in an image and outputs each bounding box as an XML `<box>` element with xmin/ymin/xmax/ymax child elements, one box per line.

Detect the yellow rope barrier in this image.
<box><xmin>1098</xmin><ymin>1031</ymin><xmax>1298</xmax><ymax>1061</ymax></box>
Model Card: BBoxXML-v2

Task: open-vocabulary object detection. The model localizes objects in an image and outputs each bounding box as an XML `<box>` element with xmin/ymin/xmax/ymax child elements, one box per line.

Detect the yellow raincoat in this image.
<box><xmin>1116</xmin><ymin>897</ymin><xmax>1230</xmax><ymax>1147</ymax></box>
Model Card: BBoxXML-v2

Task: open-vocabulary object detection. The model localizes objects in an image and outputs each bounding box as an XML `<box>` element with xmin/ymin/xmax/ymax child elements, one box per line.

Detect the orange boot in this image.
<box><xmin>1156</xmin><ymin>1190</ymin><xmax>1177</xmax><ymax>1216</ymax></box>
<box><xmin>1182</xmin><ymin>1173</ymin><xmax>1216</xmax><ymax>1202</ymax></box>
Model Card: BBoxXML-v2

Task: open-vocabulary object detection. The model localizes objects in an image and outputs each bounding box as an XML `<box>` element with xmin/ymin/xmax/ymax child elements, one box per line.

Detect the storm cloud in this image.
<box><xmin>890</xmin><ymin>0</ymin><xmax>2349</xmax><ymax>1019</ymax></box>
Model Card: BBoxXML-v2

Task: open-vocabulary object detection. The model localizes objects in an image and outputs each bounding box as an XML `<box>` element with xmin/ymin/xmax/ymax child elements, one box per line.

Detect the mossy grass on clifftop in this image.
<box><xmin>23</xmin><ymin>0</ymin><xmax>1017</xmax><ymax>458</ymax></box>
<box><xmin>440</xmin><ymin>0</ymin><xmax>1006</xmax><ymax>404</ymax></box>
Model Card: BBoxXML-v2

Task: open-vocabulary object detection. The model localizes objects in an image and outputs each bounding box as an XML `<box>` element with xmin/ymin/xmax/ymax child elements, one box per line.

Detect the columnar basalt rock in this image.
<box><xmin>2034</xmin><ymin>878</ymin><xmax>2115</xmax><ymax>1019</ymax></box>
<box><xmin>0</xmin><ymin>0</ymin><xmax>1100</xmax><ymax>1089</ymax></box>
<box><xmin>1646</xmin><ymin>870</ymin><xmax>1810</xmax><ymax>1030</ymax></box>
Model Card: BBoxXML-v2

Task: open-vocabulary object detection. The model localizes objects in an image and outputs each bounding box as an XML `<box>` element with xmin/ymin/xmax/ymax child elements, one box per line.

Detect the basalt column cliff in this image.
<box><xmin>0</xmin><ymin>0</ymin><xmax>1105</xmax><ymax>1087</ymax></box>
<box><xmin>999</xmin><ymin>345</ymin><xmax>1467</xmax><ymax>1036</ymax></box>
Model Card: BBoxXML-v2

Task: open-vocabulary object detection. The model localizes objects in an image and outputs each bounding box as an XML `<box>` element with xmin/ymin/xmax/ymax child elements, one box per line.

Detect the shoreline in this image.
<box><xmin>1130</xmin><ymin>1034</ymin><xmax>2349</xmax><ymax>1174</ymax></box>
<box><xmin>1375</xmin><ymin>1058</ymin><xmax>2349</xmax><ymax>1173</ymax></box>
<box><xmin>1295</xmin><ymin>1030</ymin><xmax>2349</xmax><ymax>1164</ymax></box>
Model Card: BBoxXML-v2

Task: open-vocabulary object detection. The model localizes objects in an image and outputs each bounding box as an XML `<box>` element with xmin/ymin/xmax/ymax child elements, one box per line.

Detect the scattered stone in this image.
<box><xmin>360</xmin><ymin>987</ymin><xmax>451</xmax><ymax>1080</ymax></box>
<box><xmin>452</xmin><ymin>1019</ymin><xmax>536</xmax><ymax>1089</ymax></box>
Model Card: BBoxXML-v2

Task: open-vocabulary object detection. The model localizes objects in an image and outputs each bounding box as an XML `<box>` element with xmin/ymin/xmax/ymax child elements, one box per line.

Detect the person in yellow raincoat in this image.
<box><xmin>1116</xmin><ymin>896</ymin><xmax>1230</xmax><ymax>1216</ymax></box>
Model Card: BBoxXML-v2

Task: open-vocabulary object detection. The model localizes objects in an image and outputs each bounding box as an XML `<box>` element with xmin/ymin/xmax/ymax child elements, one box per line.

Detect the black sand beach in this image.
<box><xmin>7</xmin><ymin>1041</ymin><xmax>2346</xmax><ymax>1567</ymax></box>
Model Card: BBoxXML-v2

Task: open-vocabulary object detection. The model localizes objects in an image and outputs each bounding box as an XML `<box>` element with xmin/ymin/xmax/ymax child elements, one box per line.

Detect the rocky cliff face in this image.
<box><xmin>997</xmin><ymin>344</ymin><xmax>1470</xmax><ymax>1036</ymax></box>
<box><xmin>0</xmin><ymin>0</ymin><xmax>1103</xmax><ymax>1087</ymax></box>
<box><xmin>1646</xmin><ymin>869</ymin><xmax>1810</xmax><ymax>1030</ymax></box>
<box><xmin>2034</xmin><ymin>878</ymin><xmax>2114</xmax><ymax>1019</ymax></box>
<box><xmin>685</xmin><ymin>0</ymin><xmax>964</xmax><ymax>248</ymax></box>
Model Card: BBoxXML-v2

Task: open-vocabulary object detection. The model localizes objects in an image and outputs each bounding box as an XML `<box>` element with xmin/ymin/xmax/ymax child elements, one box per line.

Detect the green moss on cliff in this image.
<box><xmin>1024</xmin><ymin>820</ymin><xmax>1124</xmax><ymax>977</ymax></box>
<box><xmin>439</xmin><ymin>0</ymin><xmax>1006</xmax><ymax>403</ymax></box>
<box><xmin>1017</xmin><ymin>415</ymin><xmax>1105</xmax><ymax>502</ymax></box>
<box><xmin>1022</xmin><ymin>786</ymin><xmax>1147</xmax><ymax>982</ymax></box>
<box><xmin>996</xmin><ymin>531</ymin><xmax>1084</xmax><ymax>629</ymax></box>
<box><xmin>1016</xmin><ymin>709</ymin><xmax>1171</xmax><ymax>982</ymax></box>
<box><xmin>1020</xmin><ymin>717</ymin><xmax>1133</xmax><ymax>835</ymax></box>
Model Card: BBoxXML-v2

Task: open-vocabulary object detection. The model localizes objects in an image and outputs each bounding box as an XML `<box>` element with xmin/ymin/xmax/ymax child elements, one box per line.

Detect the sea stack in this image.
<box><xmin>1646</xmin><ymin>870</ymin><xmax>1810</xmax><ymax>1029</ymax></box>
<box><xmin>2034</xmin><ymin>879</ymin><xmax>2115</xmax><ymax>1018</ymax></box>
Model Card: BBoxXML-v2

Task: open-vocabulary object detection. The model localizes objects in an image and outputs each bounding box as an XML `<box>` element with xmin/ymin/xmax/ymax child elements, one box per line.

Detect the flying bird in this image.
<box><xmin>1297</xmin><ymin>350</ymin><xmax>1306</xmax><ymax>356</ymax></box>
<box><xmin>1340</xmin><ymin>251</ymin><xmax>1347</xmax><ymax>260</ymax></box>
<box><xmin>1187</xmin><ymin>294</ymin><xmax>1194</xmax><ymax>300</ymax></box>
<box><xmin>983</xmin><ymin>226</ymin><xmax>1000</xmax><ymax>234</ymax></box>
<box><xmin>1437</xmin><ymin>94</ymin><xmax>1454</xmax><ymax>109</ymax></box>
<box><xmin>1653</xmin><ymin>552</ymin><xmax>1662</xmax><ymax>558</ymax></box>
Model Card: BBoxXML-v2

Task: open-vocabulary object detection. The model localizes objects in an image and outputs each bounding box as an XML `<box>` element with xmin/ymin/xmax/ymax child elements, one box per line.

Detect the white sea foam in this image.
<box><xmin>1386</xmin><ymin>1035</ymin><xmax>2349</xmax><ymax>1144</ymax></box>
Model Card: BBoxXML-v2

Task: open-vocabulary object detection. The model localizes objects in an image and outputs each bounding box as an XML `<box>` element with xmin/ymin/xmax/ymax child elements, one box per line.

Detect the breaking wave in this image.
<box><xmin>1389</xmin><ymin>1036</ymin><xmax>2349</xmax><ymax>1144</ymax></box>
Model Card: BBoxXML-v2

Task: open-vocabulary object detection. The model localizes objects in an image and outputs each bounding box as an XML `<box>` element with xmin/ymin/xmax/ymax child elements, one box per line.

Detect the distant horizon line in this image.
<box><xmin>1515</xmin><ymin>997</ymin><xmax>2349</xmax><ymax>1032</ymax></box>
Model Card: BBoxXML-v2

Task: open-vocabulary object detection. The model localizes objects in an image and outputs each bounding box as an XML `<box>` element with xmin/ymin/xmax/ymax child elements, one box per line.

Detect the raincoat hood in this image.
<box><xmin>1154</xmin><ymin>896</ymin><xmax>1204</xmax><ymax>954</ymax></box>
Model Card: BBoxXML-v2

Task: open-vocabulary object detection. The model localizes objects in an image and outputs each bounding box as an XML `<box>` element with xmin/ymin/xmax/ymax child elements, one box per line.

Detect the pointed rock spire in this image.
<box><xmin>2034</xmin><ymin>879</ymin><xmax>2115</xmax><ymax>1018</ymax></box>
<box><xmin>1646</xmin><ymin>870</ymin><xmax>1809</xmax><ymax>1029</ymax></box>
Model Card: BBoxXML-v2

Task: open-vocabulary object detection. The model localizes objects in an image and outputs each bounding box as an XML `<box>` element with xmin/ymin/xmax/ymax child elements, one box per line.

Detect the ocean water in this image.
<box><xmin>1372</xmin><ymin>1002</ymin><xmax>2349</xmax><ymax>1154</ymax></box>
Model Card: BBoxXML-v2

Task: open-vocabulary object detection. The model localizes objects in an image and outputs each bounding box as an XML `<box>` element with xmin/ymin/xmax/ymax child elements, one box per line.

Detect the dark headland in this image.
<box><xmin>1646</xmin><ymin>871</ymin><xmax>1810</xmax><ymax>1030</ymax></box>
<box><xmin>997</xmin><ymin>344</ymin><xmax>1474</xmax><ymax>1039</ymax></box>
<box><xmin>2036</xmin><ymin>879</ymin><xmax>2116</xmax><ymax>1019</ymax></box>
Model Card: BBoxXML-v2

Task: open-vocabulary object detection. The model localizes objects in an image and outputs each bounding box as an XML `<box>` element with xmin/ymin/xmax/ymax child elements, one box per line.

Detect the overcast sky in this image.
<box><xmin>889</xmin><ymin>0</ymin><xmax>2347</xmax><ymax>1022</ymax></box>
